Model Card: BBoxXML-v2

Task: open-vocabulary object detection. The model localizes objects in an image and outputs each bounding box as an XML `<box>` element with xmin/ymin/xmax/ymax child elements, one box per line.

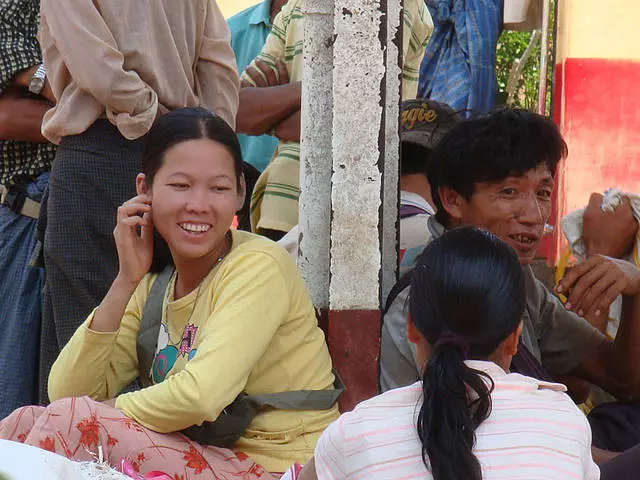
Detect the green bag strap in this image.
<box><xmin>136</xmin><ymin>265</ymin><xmax>344</xmax><ymax>409</ymax></box>
<box><xmin>137</xmin><ymin>265</ymin><xmax>175</xmax><ymax>388</ymax></box>
<box><xmin>240</xmin><ymin>371</ymin><xmax>344</xmax><ymax>411</ymax></box>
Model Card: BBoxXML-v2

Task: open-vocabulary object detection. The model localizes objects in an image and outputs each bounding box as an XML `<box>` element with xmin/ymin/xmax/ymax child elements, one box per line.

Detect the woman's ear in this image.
<box><xmin>136</xmin><ymin>173</ymin><xmax>149</xmax><ymax>195</ymax></box>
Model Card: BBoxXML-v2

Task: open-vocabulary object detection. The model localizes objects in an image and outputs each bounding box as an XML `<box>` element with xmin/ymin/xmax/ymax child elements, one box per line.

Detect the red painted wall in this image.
<box><xmin>545</xmin><ymin>58</ymin><xmax>640</xmax><ymax>262</ymax></box>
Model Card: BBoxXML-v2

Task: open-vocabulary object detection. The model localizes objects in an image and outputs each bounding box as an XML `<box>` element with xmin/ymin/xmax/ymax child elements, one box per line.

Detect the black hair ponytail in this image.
<box><xmin>419</xmin><ymin>345</ymin><xmax>494</xmax><ymax>480</ymax></box>
<box><xmin>409</xmin><ymin>227</ymin><xmax>526</xmax><ymax>480</ymax></box>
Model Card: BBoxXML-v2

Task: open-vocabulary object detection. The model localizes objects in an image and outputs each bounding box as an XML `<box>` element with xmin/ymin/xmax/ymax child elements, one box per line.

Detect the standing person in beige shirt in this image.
<box><xmin>37</xmin><ymin>0</ymin><xmax>239</xmax><ymax>404</ymax></box>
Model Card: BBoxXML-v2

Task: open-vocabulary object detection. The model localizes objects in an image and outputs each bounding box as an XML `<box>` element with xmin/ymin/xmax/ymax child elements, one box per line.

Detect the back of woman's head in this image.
<box><xmin>141</xmin><ymin>108</ymin><xmax>244</xmax><ymax>273</ymax></box>
<box><xmin>409</xmin><ymin>227</ymin><xmax>525</xmax><ymax>480</ymax></box>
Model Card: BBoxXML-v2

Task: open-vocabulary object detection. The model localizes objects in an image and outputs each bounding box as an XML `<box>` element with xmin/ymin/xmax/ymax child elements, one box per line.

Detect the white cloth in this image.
<box><xmin>0</xmin><ymin>440</ymin><xmax>129</xmax><ymax>480</ymax></box>
<box><xmin>315</xmin><ymin>361</ymin><xmax>600</xmax><ymax>480</ymax></box>
<box><xmin>561</xmin><ymin>188</ymin><xmax>640</xmax><ymax>338</ymax></box>
<box><xmin>277</xmin><ymin>224</ymin><xmax>300</xmax><ymax>259</ymax></box>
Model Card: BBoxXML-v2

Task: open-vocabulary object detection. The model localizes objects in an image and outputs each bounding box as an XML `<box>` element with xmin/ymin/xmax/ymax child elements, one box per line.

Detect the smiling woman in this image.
<box><xmin>0</xmin><ymin>108</ymin><xmax>341</xmax><ymax>479</ymax></box>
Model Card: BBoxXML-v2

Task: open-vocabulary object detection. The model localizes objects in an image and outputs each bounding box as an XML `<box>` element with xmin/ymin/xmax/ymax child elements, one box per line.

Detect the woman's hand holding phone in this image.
<box><xmin>114</xmin><ymin>194</ymin><xmax>154</xmax><ymax>286</ymax></box>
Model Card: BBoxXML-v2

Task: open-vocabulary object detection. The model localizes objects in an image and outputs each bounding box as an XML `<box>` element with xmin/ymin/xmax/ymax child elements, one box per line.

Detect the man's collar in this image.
<box><xmin>427</xmin><ymin>215</ymin><xmax>446</xmax><ymax>240</ymax></box>
<box><xmin>248</xmin><ymin>0</ymin><xmax>273</xmax><ymax>27</ymax></box>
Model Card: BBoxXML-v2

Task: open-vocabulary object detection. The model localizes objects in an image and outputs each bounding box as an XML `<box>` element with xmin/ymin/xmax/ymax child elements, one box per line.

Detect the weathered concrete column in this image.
<box><xmin>300</xmin><ymin>0</ymin><xmax>402</xmax><ymax>410</ymax></box>
<box><xmin>299</xmin><ymin>0</ymin><xmax>335</xmax><ymax>309</ymax></box>
<box><xmin>381</xmin><ymin>0</ymin><xmax>403</xmax><ymax>302</ymax></box>
<box><xmin>328</xmin><ymin>0</ymin><xmax>400</xmax><ymax>410</ymax></box>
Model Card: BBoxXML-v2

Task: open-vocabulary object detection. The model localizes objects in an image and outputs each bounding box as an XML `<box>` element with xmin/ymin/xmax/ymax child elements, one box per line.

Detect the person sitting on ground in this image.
<box><xmin>380</xmin><ymin>108</ymin><xmax>640</xmax><ymax>460</ymax></box>
<box><xmin>298</xmin><ymin>227</ymin><xmax>600</xmax><ymax>479</ymax></box>
<box><xmin>379</xmin><ymin>99</ymin><xmax>461</xmax><ymax>391</ymax></box>
<box><xmin>0</xmin><ymin>108</ymin><xmax>340</xmax><ymax>479</ymax></box>
<box><xmin>37</xmin><ymin>0</ymin><xmax>240</xmax><ymax>404</ymax></box>
<box><xmin>237</xmin><ymin>0</ymin><xmax>434</xmax><ymax>241</ymax></box>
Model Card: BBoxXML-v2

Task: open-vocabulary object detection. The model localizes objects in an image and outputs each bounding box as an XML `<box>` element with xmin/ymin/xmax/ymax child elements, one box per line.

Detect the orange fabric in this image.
<box><xmin>0</xmin><ymin>397</ymin><xmax>274</xmax><ymax>479</ymax></box>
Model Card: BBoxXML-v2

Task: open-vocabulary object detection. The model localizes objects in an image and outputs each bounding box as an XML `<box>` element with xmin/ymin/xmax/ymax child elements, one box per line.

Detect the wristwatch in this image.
<box><xmin>28</xmin><ymin>64</ymin><xmax>47</xmax><ymax>95</ymax></box>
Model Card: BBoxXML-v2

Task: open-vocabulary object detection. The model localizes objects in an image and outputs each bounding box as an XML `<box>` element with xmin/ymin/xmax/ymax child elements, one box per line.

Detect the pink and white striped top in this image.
<box><xmin>315</xmin><ymin>360</ymin><xmax>600</xmax><ymax>480</ymax></box>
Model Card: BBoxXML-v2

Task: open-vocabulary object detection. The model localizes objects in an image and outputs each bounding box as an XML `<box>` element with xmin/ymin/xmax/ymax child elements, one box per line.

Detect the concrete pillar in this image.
<box><xmin>381</xmin><ymin>0</ymin><xmax>403</xmax><ymax>302</ymax></box>
<box><xmin>300</xmin><ymin>0</ymin><xmax>402</xmax><ymax>410</ymax></box>
<box><xmin>299</xmin><ymin>0</ymin><xmax>335</xmax><ymax>310</ymax></box>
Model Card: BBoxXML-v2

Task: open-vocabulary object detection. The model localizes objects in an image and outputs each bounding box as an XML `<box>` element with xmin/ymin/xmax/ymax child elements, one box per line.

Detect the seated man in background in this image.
<box><xmin>237</xmin><ymin>0</ymin><xmax>434</xmax><ymax>240</ymax></box>
<box><xmin>382</xmin><ymin>108</ymin><xmax>640</xmax><ymax>461</ymax></box>
<box><xmin>379</xmin><ymin>99</ymin><xmax>461</xmax><ymax>391</ymax></box>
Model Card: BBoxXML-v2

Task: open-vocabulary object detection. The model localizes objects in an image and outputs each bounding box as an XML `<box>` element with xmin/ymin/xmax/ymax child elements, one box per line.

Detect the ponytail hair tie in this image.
<box><xmin>435</xmin><ymin>331</ymin><xmax>470</xmax><ymax>359</ymax></box>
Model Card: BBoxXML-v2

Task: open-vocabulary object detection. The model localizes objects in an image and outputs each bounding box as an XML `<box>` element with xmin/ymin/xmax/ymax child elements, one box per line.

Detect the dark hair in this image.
<box><xmin>409</xmin><ymin>227</ymin><xmax>526</xmax><ymax>480</ymax></box>
<box><xmin>427</xmin><ymin>108</ymin><xmax>568</xmax><ymax>226</ymax></box>
<box><xmin>401</xmin><ymin>141</ymin><xmax>432</xmax><ymax>176</ymax></box>
<box><xmin>141</xmin><ymin>107</ymin><xmax>244</xmax><ymax>272</ymax></box>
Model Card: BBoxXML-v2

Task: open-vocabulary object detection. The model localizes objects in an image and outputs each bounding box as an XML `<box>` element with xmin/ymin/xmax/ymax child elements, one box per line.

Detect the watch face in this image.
<box><xmin>29</xmin><ymin>77</ymin><xmax>45</xmax><ymax>93</ymax></box>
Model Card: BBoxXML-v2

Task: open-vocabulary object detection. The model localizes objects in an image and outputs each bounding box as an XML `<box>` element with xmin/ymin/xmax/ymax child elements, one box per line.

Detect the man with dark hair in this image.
<box><xmin>379</xmin><ymin>99</ymin><xmax>461</xmax><ymax>391</ymax></box>
<box><xmin>382</xmin><ymin>108</ymin><xmax>640</xmax><ymax>462</ymax></box>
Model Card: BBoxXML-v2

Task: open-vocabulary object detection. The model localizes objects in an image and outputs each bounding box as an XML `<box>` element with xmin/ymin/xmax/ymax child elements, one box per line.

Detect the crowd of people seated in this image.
<box><xmin>2</xmin><ymin>0</ymin><xmax>640</xmax><ymax>479</ymax></box>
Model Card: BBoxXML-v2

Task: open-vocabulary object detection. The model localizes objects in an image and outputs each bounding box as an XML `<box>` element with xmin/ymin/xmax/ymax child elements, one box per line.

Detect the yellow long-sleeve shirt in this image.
<box><xmin>49</xmin><ymin>230</ymin><xmax>339</xmax><ymax>472</ymax></box>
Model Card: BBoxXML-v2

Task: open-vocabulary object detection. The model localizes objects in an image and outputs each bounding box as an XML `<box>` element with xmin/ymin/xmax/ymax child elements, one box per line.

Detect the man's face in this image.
<box><xmin>449</xmin><ymin>164</ymin><xmax>555</xmax><ymax>264</ymax></box>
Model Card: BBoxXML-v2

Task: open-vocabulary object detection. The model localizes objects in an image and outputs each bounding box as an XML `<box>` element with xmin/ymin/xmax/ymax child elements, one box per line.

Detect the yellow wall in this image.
<box><xmin>218</xmin><ymin>0</ymin><xmax>261</xmax><ymax>18</ymax></box>
<box><xmin>557</xmin><ymin>0</ymin><xmax>640</xmax><ymax>60</ymax></box>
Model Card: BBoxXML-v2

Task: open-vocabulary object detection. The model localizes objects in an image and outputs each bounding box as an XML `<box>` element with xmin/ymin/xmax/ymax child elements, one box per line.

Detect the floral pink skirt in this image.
<box><xmin>0</xmin><ymin>397</ymin><xmax>276</xmax><ymax>480</ymax></box>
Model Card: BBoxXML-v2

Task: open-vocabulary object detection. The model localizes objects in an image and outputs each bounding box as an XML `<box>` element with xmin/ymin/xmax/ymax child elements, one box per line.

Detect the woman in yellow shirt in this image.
<box><xmin>0</xmin><ymin>108</ymin><xmax>339</xmax><ymax>478</ymax></box>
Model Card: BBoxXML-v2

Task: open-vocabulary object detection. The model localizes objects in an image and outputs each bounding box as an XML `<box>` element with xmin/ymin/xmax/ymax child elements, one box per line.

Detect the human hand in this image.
<box><xmin>13</xmin><ymin>65</ymin><xmax>38</xmax><ymax>89</ymax></box>
<box><xmin>114</xmin><ymin>194</ymin><xmax>154</xmax><ymax>285</ymax></box>
<box><xmin>242</xmin><ymin>58</ymin><xmax>289</xmax><ymax>88</ymax></box>
<box><xmin>583</xmin><ymin>193</ymin><xmax>638</xmax><ymax>258</ymax></box>
<box><xmin>557</xmin><ymin>255</ymin><xmax>640</xmax><ymax>318</ymax></box>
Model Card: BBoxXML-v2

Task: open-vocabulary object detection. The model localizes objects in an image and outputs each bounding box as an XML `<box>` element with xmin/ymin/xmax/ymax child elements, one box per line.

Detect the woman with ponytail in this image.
<box><xmin>302</xmin><ymin>227</ymin><xmax>599</xmax><ymax>480</ymax></box>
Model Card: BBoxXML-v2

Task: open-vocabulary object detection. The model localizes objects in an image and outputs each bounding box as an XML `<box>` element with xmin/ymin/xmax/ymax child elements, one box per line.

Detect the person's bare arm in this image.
<box><xmin>237</xmin><ymin>58</ymin><xmax>301</xmax><ymax>136</ymax></box>
<box><xmin>0</xmin><ymin>87</ymin><xmax>52</xmax><ymax>143</ymax></box>
<box><xmin>561</xmin><ymin>259</ymin><xmax>640</xmax><ymax>400</ymax></box>
<box><xmin>237</xmin><ymin>0</ymin><xmax>299</xmax><ymax>137</ymax></box>
<box><xmin>583</xmin><ymin>193</ymin><xmax>637</xmax><ymax>259</ymax></box>
<box><xmin>273</xmin><ymin>109</ymin><xmax>301</xmax><ymax>142</ymax></box>
<box><xmin>237</xmin><ymin>82</ymin><xmax>301</xmax><ymax>136</ymax></box>
<box><xmin>13</xmin><ymin>65</ymin><xmax>55</xmax><ymax>103</ymax></box>
<box><xmin>298</xmin><ymin>458</ymin><xmax>318</xmax><ymax>480</ymax></box>
<box><xmin>592</xmin><ymin>446</ymin><xmax>621</xmax><ymax>465</ymax></box>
